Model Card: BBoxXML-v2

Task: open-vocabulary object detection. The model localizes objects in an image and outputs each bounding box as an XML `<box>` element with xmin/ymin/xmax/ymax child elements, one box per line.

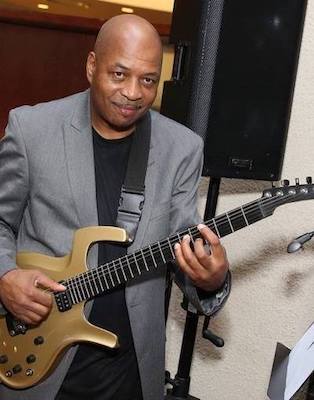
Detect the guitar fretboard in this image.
<box><xmin>56</xmin><ymin>189</ymin><xmax>300</xmax><ymax>307</ymax></box>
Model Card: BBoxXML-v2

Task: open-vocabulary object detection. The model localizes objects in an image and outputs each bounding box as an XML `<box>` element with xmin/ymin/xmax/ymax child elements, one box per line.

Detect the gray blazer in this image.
<box><xmin>0</xmin><ymin>90</ymin><xmax>230</xmax><ymax>399</ymax></box>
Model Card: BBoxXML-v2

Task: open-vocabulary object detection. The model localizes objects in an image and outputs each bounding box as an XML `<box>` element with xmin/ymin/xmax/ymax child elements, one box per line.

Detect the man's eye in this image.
<box><xmin>113</xmin><ymin>72</ymin><xmax>124</xmax><ymax>79</ymax></box>
<box><xmin>143</xmin><ymin>77</ymin><xmax>156</xmax><ymax>86</ymax></box>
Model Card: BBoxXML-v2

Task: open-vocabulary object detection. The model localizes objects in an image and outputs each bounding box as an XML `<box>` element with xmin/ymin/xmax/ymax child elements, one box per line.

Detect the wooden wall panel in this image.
<box><xmin>0</xmin><ymin>15</ymin><xmax>99</xmax><ymax>135</ymax></box>
<box><xmin>0</xmin><ymin>8</ymin><xmax>170</xmax><ymax>137</ymax></box>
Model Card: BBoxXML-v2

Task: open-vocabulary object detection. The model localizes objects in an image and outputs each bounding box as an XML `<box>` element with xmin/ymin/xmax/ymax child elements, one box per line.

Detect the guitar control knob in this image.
<box><xmin>0</xmin><ymin>355</ymin><xmax>8</xmax><ymax>364</ymax></box>
<box><xmin>12</xmin><ymin>364</ymin><xmax>22</xmax><ymax>374</ymax></box>
<box><xmin>5</xmin><ymin>370</ymin><xmax>12</xmax><ymax>377</ymax></box>
<box><xmin>26</xmin><ymin>354</ymin><xmax>36</xmax><ymax>364</ymax></box>
<box><xmin>34</xmin><ymin>336</ymin><xmax>44</xmax><ymax>345</ymax></box>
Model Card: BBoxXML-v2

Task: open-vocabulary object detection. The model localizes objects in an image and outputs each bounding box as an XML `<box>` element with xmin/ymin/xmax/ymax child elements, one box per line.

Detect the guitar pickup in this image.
<box><xmin>54</xmin><ymin>290</ymin><xmax>72</xmax><ymax>312</ymax></box>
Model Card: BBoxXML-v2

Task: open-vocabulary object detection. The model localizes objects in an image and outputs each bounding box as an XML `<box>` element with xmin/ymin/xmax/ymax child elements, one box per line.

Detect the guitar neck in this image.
<box><xmin>58</xmin><ymin>189</ymin><xmax>296</xmax><ymax>307</ymax></box>
<box><xmin>59</xmin><ymin>194</ymin><xmax>270</xmax><ymax>304</ymax></box>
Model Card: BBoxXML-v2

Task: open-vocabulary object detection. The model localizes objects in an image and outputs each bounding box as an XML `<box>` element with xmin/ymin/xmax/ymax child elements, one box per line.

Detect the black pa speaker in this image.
<box><xmin>160</xmin><ymin>0</ymin><xmax>307</xmax><ymax>180</ymax></box>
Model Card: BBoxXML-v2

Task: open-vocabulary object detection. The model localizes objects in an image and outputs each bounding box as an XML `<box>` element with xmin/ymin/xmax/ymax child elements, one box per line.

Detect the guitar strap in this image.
<box><xmin>116</xmin><ymin>111</ymin><xmax>151</xmax><ymax>242</ymax></box>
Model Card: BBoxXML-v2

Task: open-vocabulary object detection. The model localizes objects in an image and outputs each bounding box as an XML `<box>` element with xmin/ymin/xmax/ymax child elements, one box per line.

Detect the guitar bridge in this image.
<box><xmin>6</xmin><ymin>314</ymin><xmax>28</xmax><ymax>336</ymax></box>
<box><xmin>54</xmin><ymin>289</ymin><xmax>72</xmax><ymax>312</ymax></box>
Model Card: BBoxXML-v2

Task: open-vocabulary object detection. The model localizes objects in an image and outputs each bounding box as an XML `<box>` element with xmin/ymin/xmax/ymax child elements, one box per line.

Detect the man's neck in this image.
<box><xmin>91</xmin><ymin>116</ymin><xmax>135</xmax><ymax>140</ymax></box>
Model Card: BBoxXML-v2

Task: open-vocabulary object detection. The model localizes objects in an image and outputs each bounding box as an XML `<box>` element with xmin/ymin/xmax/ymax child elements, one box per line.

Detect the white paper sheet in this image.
<box><xmin>284</xmin><ymin>323</ymin><xmax>314</xmax><ymax>399</ymax></box>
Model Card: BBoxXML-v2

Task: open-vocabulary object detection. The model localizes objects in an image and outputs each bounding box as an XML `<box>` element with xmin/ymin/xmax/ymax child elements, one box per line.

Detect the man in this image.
<box><xmin>0</xmin><ymin>15</ymin><xmax>230</xmax><ymax>400</ymax></box>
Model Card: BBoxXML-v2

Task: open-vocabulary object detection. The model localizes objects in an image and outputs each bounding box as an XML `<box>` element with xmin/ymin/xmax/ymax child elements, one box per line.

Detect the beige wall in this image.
<box><xmin>166</xmin><ymin>2</ymin><xmax>314</xmax><ymax>399</ymax></box>
<box><xmin>153</xmin><ymin>43</ymin><xmax>174</xmax><ymax>110</ymax></box>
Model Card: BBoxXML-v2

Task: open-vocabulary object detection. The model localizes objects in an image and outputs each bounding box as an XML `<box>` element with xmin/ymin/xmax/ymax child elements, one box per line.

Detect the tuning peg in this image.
<box><xmin>281</xmin><ymin>179</ymin><xmax>290</xmax><ymax>186</ymax></box>
<box><xmin>306</xmin><ymin>176</ymin><xmax>312</xmax><ymax>184</ymax></box>
<box><xmin>295</xmin><ymin>178</ymin><xmax>300</xmax><ymax>185</ymax></box>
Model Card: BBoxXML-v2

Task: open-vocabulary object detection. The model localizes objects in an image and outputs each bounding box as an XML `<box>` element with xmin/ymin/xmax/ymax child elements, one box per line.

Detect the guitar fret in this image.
<box><xmin>100</xmin><ymin>266</ymin><xmax>110</xmax><ymax>290</ymax></box>
<box><xmin>119</xmin><ymin>258</ymin><xmax>127</xmax><ymax>282</ymax></box>
<box><xmin>76</xmin><ymin>279</ymin><xmax>86</xmax><ymax>301</ymax></box>
<box><xmin>243</xmin><ymin>202</ymin><xmax>264</xmax><ymax>224</ymax></box>
<box><xmin>83</xmin><ymin>277</ymin><xmax>91</xmax><ymax>299</ymax></box>
<box><xmin>126</xmin><ymin>256</ymin><xmax>134</xmax><ymax>278</ymax></box>
<box><xmin>67</xmin><ymin>286</ymin><xmax>76</xmax><ymax>305</ymax></box>
<box><xmin>226</xmin><ymin>212</ymin><xmax>234</xmax><ymax>233</ymax></box>
<box><xmin>188</xmin><ymin>228</ymin><xmax>195</xmax><ymax>244</ymax></box>
<box><xmin>149</xmin><ymin>245</ymin><xmax>157</xmax><ymax>268</ymax></box>
<box><xmin>133</xmin><ymin>254</ymin><xmax>141</xmax><ymax>275</ymax></box>
<box><xmin>241</xmin><ymin>206</ymin><xmax>249</xmax><ymax>226</ymax></box>
<box><xmin>216</xmin><ymin>215</ymin><xmax>233</xmax><ymax>236</ymax></box>
<box><xmin>113</xmin><ymin>260</ymin><xmax>121</xmax><ymax>284</ymax></box>
<box><xmin>68</xmin><ymin>280</ymin><xmax>79</xmax><ymax>304</ymax></box>
<box><xmin>75</xmin><ymin>279</ymin><xmax>83</xmax><ymax>302</ymax></box>
<box><xmin>107</xmin><ymin>266</ymin><xmax>115</xmax><ymax>287</ymax></box>
<box><xmin>227</xmin><ymin>208</ymin><xmax>248</xmax><ymax>231</ymax></box>
<box><xmin>95</xmin><ymin>267</ymin><xmax>105</xmax><ymax>292</ymax></box>
<box><xmin>90</xmin><ymin>271</ymin><xmax>98</xmax><ymax>296</ymax></box>
<box><xmin>141</xmin><ymin>249</ymin><xmax>149</xmax><ymax>271</ymax></box>
<box><xmin>212</xmin><ymin>219</ymin><xmax>221</xmax><ymax>238</ymax></box>
<box><xmin>157</xmin><ymin>242</ymin><xmax>166</xmax><ymax>264</ymax></box>
<box><xmin>167</xmin><ymin>238</ymin><xmax>175</xmax><ymax>259</ymax></box>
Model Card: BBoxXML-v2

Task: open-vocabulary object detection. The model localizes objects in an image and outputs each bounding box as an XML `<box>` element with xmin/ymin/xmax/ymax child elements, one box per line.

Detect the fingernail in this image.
<box><xmin>197</xmin><ymin>224</ymin><xmax>206</xmax><ymax>231</ymax></box>
<box><xmin>174</xmin><ymin>243</ymin><xmax>180</xmax><ymax>250</ymax></box>
<box><xmin>183</xmin><ymin>234</ymin><xmax>190</xmax><ymax>242</ymax></box>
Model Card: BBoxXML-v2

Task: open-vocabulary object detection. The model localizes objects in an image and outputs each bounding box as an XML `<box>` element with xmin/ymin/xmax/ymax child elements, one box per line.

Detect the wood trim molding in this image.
<box><xmin>0</xmin><ymin>6</ymin><xmax>170</xmax><ymax>36</ymax></box>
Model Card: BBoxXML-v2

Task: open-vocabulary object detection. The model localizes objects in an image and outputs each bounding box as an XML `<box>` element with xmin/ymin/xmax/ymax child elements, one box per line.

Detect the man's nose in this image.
<box><xmin>121</xmin><ymin>78</ymin><xmax>142</xmax><ymax>101</ymax></box>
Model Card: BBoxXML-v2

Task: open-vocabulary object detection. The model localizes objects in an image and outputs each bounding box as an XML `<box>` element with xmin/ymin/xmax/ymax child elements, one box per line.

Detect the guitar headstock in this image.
<box><xmin>262</xmin><ymin>177</ymin><xmax>314</xmax><ymax>204</ymax></box>
<box><xmin>259</xmin><ymin>177</ymin><xmax>314</xmax><ymax>217</ymax></box>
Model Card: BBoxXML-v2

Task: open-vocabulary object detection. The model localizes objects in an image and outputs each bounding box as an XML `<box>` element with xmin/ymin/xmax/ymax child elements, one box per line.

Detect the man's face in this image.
<box><xmin>87</xmin><ymin>35</ymin><xmax>162</xmax><ymax>134</ymax></box>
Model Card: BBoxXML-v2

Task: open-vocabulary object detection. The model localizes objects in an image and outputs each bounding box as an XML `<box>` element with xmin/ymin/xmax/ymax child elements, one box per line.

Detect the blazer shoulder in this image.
<box><xmin>8</xmin><ymin>90</ymin><xmax>88</xmax><ymax>127</ymax></box>
<box><xmin>149</xmin><ymin>109</ymin><xmax>203</xmax><ymax>149</ymax></box>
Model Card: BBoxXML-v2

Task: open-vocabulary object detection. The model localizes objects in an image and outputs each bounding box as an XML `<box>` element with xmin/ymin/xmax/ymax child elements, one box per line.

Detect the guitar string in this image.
<box><xmin>60</xmin><ymin>190</ymin><xmax>307</xmax><ymax>301</ymax></box>
<box><xmin>63</xmin><ymin>191</ymin><xmax>304</xmax><ymax>298</ymax></box>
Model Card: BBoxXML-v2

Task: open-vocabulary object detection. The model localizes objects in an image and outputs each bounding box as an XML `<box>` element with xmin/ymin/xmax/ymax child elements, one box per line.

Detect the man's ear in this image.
<box><xmin>86</xmin><ymin>51</ymin><xmax>96</xmax><ymax>84</ymax></box>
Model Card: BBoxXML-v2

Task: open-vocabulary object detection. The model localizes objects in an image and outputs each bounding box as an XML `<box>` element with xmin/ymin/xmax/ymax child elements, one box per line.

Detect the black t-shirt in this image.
<box><xmin>56</xmin><ymin>129</ymin><xmax>143</xmax><ymax>400</ymax></box>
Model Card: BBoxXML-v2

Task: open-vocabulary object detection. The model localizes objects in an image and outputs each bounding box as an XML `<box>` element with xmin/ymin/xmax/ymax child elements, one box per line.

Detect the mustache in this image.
<box><xmin>114</xmin><ymin>100</ymin><xmax>142</xmax><ymax>109</ymax></box>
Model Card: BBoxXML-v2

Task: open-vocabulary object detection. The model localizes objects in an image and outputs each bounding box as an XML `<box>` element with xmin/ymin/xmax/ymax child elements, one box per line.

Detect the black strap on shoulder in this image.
<box><xmin>116</xmin><ymin>112</ymin><xmax>151</xmax><ymax>242</ymax></box>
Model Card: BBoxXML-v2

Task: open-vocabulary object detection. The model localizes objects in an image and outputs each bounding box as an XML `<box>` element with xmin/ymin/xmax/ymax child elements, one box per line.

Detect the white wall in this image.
<box><xmin>166</xmin><ymin>2</ymin><xmax>314</xmax><ymax>399</ymax></box>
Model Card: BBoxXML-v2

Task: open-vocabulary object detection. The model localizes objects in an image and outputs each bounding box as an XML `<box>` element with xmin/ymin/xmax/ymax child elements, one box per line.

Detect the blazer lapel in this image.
<box><xmin>64</xmin><ymin>90</ymin><xmax>98</xmax><ymax>228</ymax></box>
<box><xmin>64</xmin><ymin>96</ymin><xmax>156</xmax><ymax>251</ymax></box>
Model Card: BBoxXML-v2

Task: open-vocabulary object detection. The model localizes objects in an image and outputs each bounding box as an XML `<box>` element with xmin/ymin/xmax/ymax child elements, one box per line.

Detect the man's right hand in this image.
<box><xmin>0</xmin><ymin>269</ymin><xmax>65</xmax><ymax>325</ymax></box>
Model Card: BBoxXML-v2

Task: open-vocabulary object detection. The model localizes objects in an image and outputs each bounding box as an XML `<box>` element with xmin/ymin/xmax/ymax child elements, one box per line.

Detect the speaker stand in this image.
<box><xmin>165</xmin><ymin>177</ymin><xmax>223</xmax><ymax>399</ymax></box>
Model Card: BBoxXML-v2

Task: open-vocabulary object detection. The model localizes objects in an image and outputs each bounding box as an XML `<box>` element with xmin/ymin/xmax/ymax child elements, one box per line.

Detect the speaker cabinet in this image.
<box><xmin>161</xmin><ymin>0</ymin><xmax>307</xmax><ymax>180</ymax></box>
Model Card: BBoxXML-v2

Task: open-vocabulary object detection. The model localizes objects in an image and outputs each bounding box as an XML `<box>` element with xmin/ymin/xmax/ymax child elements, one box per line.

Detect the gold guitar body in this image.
<box><xmin>0</xmin><ymin>226</ymin><xmax>129</xmax><ymax>389</ymax></box>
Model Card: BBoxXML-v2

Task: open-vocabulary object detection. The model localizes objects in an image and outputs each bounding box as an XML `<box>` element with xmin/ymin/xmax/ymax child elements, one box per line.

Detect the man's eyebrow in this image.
<box><xmin>112</xmin><ymin>63</ymin><xmax>160</xmax><ymax>78</ymax></box>
<box><xmin>114</xmin><ymin>63</ymin><xmax>129</xmax><ymax>70</ymax></box>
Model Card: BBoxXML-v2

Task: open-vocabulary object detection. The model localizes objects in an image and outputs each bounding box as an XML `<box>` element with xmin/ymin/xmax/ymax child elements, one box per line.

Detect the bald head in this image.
<box><xmin>86</xmin><ymin>14</ymin><xmax>163</xmax><ymax>138</ymax></box>
<box><xmin>94</xmin><ymin>14</ymin><xmax>162</xmax><ymax>60</ymax></box>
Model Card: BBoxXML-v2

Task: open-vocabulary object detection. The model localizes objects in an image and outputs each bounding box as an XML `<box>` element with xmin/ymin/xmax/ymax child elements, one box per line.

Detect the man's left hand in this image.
<box><xmin>174</xmin><ymin>224</ymin><xmax>229</xmax><ymax>292</ymax></box>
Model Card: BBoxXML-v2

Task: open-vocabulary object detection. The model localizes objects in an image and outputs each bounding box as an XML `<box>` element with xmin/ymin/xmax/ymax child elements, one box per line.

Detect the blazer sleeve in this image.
<box><xmin>0</xmin><ymin>109</ymin><xmax>30</xmax><ymax>278</ymax></box>
<box><xmin>169</xmin><ymin>134</ymin><xmax>231</xmax><ymax>317</ymax></box>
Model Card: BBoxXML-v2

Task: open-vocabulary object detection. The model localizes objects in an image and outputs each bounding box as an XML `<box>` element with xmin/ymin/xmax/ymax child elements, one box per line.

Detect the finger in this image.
<box><xmin>30</xmin><ymin>287</ymin><xmax>52</xmax><ymax>309</ymax></box>
<box><xmin>174</xmin><ymin>240</ymin><xmax>198</xmax><ymax>280</ymax></box>
<box><xmin>197</xmin><ymin>224</ymin><xmax>224</xmax><ymax>256</ymax></box>
<box><xmin>193</xmin><ymin>237</ymin><xmax>211</xmax><ymax>268</ymax></box>
<box><xmin>20</xmin><ymin>309</ymin><xmax>46</xmax><ymax>326</ymax></box>
<box><xmin>180</xmin><ymin>234</ymin><xmax>208</xmax><ymax>272</ymax></box>
<box><xmin>24</xmin><ymin>298</ymin><xmax>51</xmax><ymax>317</ymax></box>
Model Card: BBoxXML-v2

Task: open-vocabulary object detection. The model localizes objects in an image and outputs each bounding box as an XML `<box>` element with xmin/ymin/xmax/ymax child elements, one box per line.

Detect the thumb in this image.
<box><xmin>34</xmin><ymin>274</ymin><xmax>66</xmax><ymax>292</ymax></box>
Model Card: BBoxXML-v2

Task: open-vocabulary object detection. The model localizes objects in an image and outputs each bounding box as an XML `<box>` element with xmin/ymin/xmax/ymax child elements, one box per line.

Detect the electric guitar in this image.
<box><xmin>0</xmin><ymin>179</ymin><xmax>313</xmax><ymax>389</ymax></box>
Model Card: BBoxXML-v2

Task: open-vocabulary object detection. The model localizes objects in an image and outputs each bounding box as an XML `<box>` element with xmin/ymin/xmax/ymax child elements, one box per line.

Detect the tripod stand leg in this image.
<box><xmin>165</xmin><ymin>308</ymin><xmax>200</xmax><ymax>399</ymax></box>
